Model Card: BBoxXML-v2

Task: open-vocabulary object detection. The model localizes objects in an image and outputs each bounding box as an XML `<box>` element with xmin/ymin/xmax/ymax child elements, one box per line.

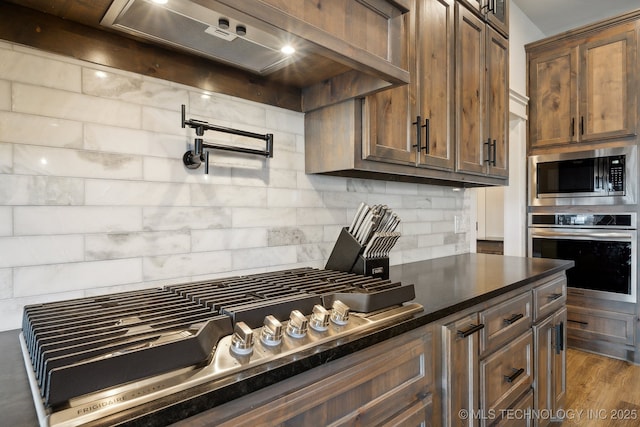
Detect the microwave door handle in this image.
<box><xmin>531</xmin><ymin>230</ymin><xmax>634</xmax><ymax>241</ymax></box>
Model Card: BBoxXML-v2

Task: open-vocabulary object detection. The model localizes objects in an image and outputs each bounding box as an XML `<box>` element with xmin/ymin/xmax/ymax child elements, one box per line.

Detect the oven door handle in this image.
<box><xmin>530</xmin><ymin>230</ymin><xmax>634</xmax><ymax>241</ymax></box>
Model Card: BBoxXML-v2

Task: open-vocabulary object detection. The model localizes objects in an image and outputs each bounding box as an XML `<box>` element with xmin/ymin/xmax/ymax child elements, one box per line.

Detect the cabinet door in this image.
<box><xmin>533</xmin><ymin>315</ymin><xmax>554</xmax><ymax>427</ymax></box>
<box><xmin>579</xmin><ymin>29</ymin><xmax>637</xmax><ymax>142</ymax></box>
<box><xmin>486</xmin><ymin>0</ymin><xmax>508</xmax><ymax>37</ymax></box>
<box><xmin>455</xmin><ymin>5</ymin><xmax>486</xmax><ymax>175</ymax></box>
<box><xmin>363</xmin><ymin>10</ymin><xmax>417</xmax><ymax>166</ymax></box>
<box><xmin>442</xmin><ymin>313</ymin><xmax>481</xmax><ymax>427</ymax></box>
<box><xmin>533</xmin><ymin>308</ymin><xmax>566</xmax><ymax>427</ymax></box>
<box><xmin>528</xmin><ymin>47</ymin><xmax>578</xmax><ymax>148</ymax></box>
<box><xmin>485</xmin><ymin>26</ymin><xmax>509</xmax><ymax>178</ymax></box>
<box><xmin>416</xmin><ymin>0</ymin><xmax>455</xmax><ymax>170</ymax></box>
<box><xmin>553</xmin><ymin>308</ymin><xmax>567</xmax><ymax>413</ymax></box>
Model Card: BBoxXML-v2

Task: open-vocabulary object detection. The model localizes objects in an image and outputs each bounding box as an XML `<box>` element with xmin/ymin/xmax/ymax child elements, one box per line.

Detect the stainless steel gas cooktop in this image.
<box><xmin>20</xmin><ymin>267</ymin><xmax>422</xmax><ymax>427</ymax></box>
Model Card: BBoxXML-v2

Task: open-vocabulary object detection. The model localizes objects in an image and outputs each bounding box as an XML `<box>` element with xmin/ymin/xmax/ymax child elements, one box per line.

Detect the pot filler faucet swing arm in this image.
<box><xmin>181</xmin><ymin>104</ymin><xmax>274</xmax><ymax>174</ymax></box>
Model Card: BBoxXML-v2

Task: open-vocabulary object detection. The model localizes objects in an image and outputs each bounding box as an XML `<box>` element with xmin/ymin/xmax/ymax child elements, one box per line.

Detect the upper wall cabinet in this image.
<box><xmin>527</xmin><ymin>17</ymin><xmax>638</xmax><ymax>152</ymax></box>
<box><xmin>305</xmin><ymin>0</ymin><xmax>509</xmax><ymax>187</ymax></box>
<box><xmin>458</xmin><ymin>0</ymin><xmax>509</xmax><ymax>37</ymax></box>
<box><xmin>455</xmin><ymin>5</ymin><xmax>509</xmax><ymax>178</ymax></box>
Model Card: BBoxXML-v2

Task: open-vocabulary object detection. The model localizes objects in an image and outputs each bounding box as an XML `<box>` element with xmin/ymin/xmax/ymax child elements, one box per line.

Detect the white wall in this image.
<box><xmin>0</xmin><ymin>41</ymin><xmax>473</xmax><ymax>331</ymax></box>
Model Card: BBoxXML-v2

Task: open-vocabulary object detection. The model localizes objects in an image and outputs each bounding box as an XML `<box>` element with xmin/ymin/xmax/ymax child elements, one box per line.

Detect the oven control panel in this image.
<box><xmin>530</xmin><ymin>213</ymin><xmax>635</xmax><ymax>228</ymax></box>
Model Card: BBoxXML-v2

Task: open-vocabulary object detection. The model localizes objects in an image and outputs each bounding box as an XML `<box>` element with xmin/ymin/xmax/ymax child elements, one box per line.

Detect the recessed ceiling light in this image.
<box><xmin>151</xmin><ymin>0</ymin><xmax>168</xmax><ymax>4</ymax></box>
<box><xmin>281</xmin><ymin>45</ymin><xmax>295</xmax><ymax>55</ymax></box>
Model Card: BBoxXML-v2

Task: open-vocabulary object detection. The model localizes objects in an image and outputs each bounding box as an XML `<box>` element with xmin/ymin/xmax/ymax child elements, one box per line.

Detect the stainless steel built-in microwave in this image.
<box><xmin>528</xmin><ymin>146</ymin><xmax>637</xmax><ymax>206</ymax></box>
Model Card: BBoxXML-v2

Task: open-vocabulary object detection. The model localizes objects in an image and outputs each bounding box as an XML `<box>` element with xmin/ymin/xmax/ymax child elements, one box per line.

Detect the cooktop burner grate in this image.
<box><xmin>21</xmin><ymin>267</ymin><xmax>416</xmax><ymax>410</ymax></box>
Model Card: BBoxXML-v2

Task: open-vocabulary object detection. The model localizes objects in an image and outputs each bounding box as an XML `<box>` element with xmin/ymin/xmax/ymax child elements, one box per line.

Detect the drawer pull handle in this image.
<box><xmin>504</xmin><ymin>368</ymin><xmax>525</xmax><ymax>383</ymax></box>
<box><xmin>503</xmin><ymin>313</ymin><xmax>524</xmax><ymax>325</ymax></box>
<box><xmin>457</xmin><ymin>323</ymin><xmax>485</xmax><ymax>338</ymax></box>
<box><xmin>547</xmin><ymin>293</ymin><xmax>563</xmax><ymax>301</ymax></box>
<box><xmin>568</xmin><ymin>319</ymin><xmax>588</xmax><ymax>326</ymax></box>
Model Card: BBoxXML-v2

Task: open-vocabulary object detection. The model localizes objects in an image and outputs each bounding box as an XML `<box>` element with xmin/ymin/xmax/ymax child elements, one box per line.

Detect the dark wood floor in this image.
<box><xmin>562</xmin><ymin>348</ymin><xmax>640</xmax><ymax>426</ymax></box>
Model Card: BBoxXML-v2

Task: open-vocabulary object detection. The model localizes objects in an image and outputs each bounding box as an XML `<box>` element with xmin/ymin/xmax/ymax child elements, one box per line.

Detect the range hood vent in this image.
<box><xmin>101</xmin><ymin>0</ymin><xmax>296</xmax><ymax>75</ymax></box>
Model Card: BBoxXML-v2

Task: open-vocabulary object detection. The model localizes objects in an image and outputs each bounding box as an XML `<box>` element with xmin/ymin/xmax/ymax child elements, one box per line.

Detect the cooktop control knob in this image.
<box><xmin>309</xmin><ymin>304</ymin><xmax>330</xmax><ymax>332</ymax></box>
<box><xmin>330</xmin><ymin>300</ymin><xmax>350</xmax><ymax>326</ymax></box>
<box><xmin>230</xmin><ymin>321</ymin><xmax>254</xmax><ymax>355</ymax></box>
<box><xmin>286</xmin><ymin>310</ymin><xmax>309</xmax><ymax>338</ymax></box>
<box><xmin>260</xmin><ymin>315</ymin><xmax>283</xmax><ymax>346</ymax></box>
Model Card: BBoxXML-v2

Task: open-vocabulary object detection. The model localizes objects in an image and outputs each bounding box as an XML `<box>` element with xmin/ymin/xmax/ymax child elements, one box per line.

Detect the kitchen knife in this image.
<box><xmin>348</xmin><ymin>202</ymin><xmax>367</xmax><ymax>235</ymax></box>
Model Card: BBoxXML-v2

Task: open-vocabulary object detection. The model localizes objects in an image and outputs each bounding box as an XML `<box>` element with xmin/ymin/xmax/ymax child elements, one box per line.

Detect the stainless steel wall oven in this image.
<box><xmin>528</xmin><ymin>213</ymin><xmax>637</xmax><ymax>303</ymax></box>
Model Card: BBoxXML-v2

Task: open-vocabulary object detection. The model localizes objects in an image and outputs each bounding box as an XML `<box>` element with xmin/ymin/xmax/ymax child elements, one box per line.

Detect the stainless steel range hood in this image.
<box><xmin>101</xmin><ymin>0</ymin><xmax>298</xmax><ymax>75</ymax></box>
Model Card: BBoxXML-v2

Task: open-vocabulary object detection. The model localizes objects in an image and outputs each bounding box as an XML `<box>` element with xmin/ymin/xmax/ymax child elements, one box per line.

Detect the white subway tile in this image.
<box><xmin>14</xmin><ymin>206</ymin><xmax>142</xmax><ymax>235</ymax></box>
<box><xmin>85</xmin><ymin>180</ymin><xmax>191</xmax><ymax>206</ymax></box>
<box><xmin>418</xmin><ymin>233</ymin><xmax>444</xmax><ymax>248</ymax></box>
<box><xmin>386</xmin><ymin>181</ymin><xmax>419</xmax><ymax>196</ymax></box>
<box><xmin>84</xmin><ymin>123</ymin><xmax>187</xmax><ymax>158</ymax></box>
<box><xmin>0</xmin><ymin>111</ymin><xmax>83</xmax><ymax>148</ymax></box>
<box><xmin>401</xmin><ymin>247</ymin><xmax>433</xmax><ymax>264</ymax></box>
<box><xmin>0</xmin><ymin>268</ymin><xmax>11</xmax><ymax>299</ymax></box>
<box><xmin>12</xmin><ymin>84</ymin><xmax>141</xmax><ymax>128</ymax></box>
<box><xmin>191</xmin><ymin>228</ymin><xmax>267</xmax><ymax>252</ymax></box>
<box><xmin>0</xmin><ymin>235</ymin><xmax>84</xmax><ymax>268</ymax></box>
<box><xmin>321</xmin><ymin>191</ymin><xmax>366</xmax><ymax>208</ymax></box>
<box><xmin>191</xmin><ymin>184</ymin><xmax>266</xmax><ymax>207</ymax></box>
<box><xmin>14</xmin><ymin>258</ymin><xmax>143</xmax><ymax>297</ymax></box>
<box><xmin>267</xmin><ymin>188</ymin><xmax>324</xmax><ymax>208</ymax></box>
<box><xmin>143</xmin><ymin>251</ymin><xmax>231</xmax><ymax>281</ymax></box>
<box><xmin>86</xmin><ymin>230</ymin><xmax>190</xmax><ymax>260</ymax></box>
<box><xmin>14</xmin><ymin>145</ymin><xmax>142</xmax><ymax>180</ymax></box>
<box><xmin>189</xmin><ymin>92</ymin><xmax>266</xmax><ymax>128</ymax></box>
<box><xmin>297</xmin><ymin>173</ymin><xmax>347</xmax><ymax>192</ymax></box>
<box><xmin>0</xmin><ymin>175</ymin><xmax>84</xmax><ymax>205</ymax></box>
<box><xmin>296</xmin><ymin>243</ymin><xmax>331</xmax><ymax>263</ymax></box>
<box><xmin>346</xmin><ymin>178</ymin><xmax>386</xmax><ymax>194</ymax></box>
<box><xmin>232</xmin><ymin>207</ymin><xmax>296</xmax><ymax>228</ymax></box>
<box><xmin>0</xmin><ymin>80</ymin><xmax>10</xmax><ymax>111</ymax></box>
<box><xmin>232</xmin><ymin>246</ymin><xmax>297</xmax><ymax>270</ymax></box>
<box><xmin>143</xmin><ymin>207</ymin><xmax>231</xmax><ymax>231</ymax></box>
<box><xmin>267</xmin><ymin>226</ymin><xmax>324</xmax><ymax>246</ymax></box>
<box><xmin>82</xmin><ymin>68</ymin><xmax>189</xmax><ymax>109</ymax></box>
<box><xmin>296</xmin><ymin>208</ymin><xmax>346</xmax><ymax>226</ymax></box>
<box><xmin>0</xmin><ymin>49</ymin><xmax>81</xmax><ymax>92</ymax></box>
<box><xmin>0</xmin><ymin>143</ymin><xmax>12</xmax><ymax>173</ymax></box>
<box><xmin>265</xmin><ymin>107</ymin><xmax>304</xmax><ymax>135</ymax></box>
<box><xmin>366</xmin><ymin>193</ymin><xmax>403</xmax><ymax>209</ymax></box>
<box><xmin>269</xmin><ymin>150</ymin><xmax>305</xmax><ymax>172</ymax></box>
<box><xmin>0</xmin><ymin>208</ymin><xmax>11</xmax><ymax>236</ymax></box>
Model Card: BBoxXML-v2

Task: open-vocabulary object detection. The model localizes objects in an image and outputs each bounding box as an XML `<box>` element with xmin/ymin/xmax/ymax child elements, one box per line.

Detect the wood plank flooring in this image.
<box><xmin>561</xmin><ymin>348</ymin><xmax>640</xmax><ymax>426</ymax></box>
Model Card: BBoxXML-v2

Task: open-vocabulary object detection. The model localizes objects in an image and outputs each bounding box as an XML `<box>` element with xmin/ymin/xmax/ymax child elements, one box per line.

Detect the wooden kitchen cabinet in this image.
<box><xmin>527</xmin><ymin>19</ymin><xmax>638</xmax><ymax>151</ymax></box>
<box><xmin>183</xmin><ymin>324</ymin><xmax>435</xmax><ymax>426</ymax></box>
<box><xmin>533</xmin><ymin>308</ymin><xmax>567</xmax><ymax>427</ymax></box>
<box><xmin>437</xmin><ymin>272</ymin><xmax>567</xmax><ymax>427</ymax></box>
<box><xmin>455</xmin><ymin>4</ymin><xmax>509</xmax><ymax>178</ymax></box>
<box><xmin>305</xmin><ymin>0</ymin><xmax>509</xmax><ymax>187</ymax></box>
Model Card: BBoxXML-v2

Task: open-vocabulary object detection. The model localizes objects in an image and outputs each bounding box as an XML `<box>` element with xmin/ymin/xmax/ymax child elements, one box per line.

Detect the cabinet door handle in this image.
<box><xmin>503</xmin><ymin>313</ymin><xmax>524</xmax><ymax>325</ymax></box>
<box><xmin>580</xmin><ymin>116</ymin><xmax>584</xmax><ymax>135</ymax></box>
<box><xmin>571</xmin><ymin>117</ymin><xmax>575</xmax><ymax>137</ymax></box>
<box><xmin>484</xmin><ymin>138</ymin><xmax>492</xmax><ymax>165</ymax></box>
<box><xmin>457</xmin><ymin>323</ymin><xmax>485</xmax><ymax>338</ymax></box>
<box><xmin>491</xmin><ymin>139</ymin><xmax>497</xmax><ymax>166</ymax></box>
<box><xmin>568</xmin><ymin>319</ymin><xmax>589</xmax><ymax>326</ymax></box>
<box><xmin>412</xmin><ymin>115</ymin><xmax>422</xmax><ymax>153</ymax></box>
<box><xmin>504</xmin><ymin>368</ymin><xmax>525</xmax><ymax>383</ymax></box>
<box><xmin>547</xmin><ymin>293</ymin><xmax>563</xmax><ymax>301</ymax></box>
<box><xmin>555</xmin><ymin>322</ymin><xmax>564</xmax><ymax>354</ymax></box>
<box><xmin>423</xmin><ymin>118</ymin><xmax>430</xmax><ymax>155</ymax></box>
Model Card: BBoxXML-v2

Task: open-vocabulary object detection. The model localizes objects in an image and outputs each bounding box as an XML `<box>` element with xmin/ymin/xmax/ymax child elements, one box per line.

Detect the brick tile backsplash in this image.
<box><xmin>0</xmin><ymin>42</ymin><xmax>472</xmax><ymax>331</ymax></box>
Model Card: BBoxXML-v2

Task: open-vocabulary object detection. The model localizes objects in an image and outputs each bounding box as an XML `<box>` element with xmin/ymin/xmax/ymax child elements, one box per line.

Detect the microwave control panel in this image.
<box><xmin>609</xmin><ymin>156</ymin><xmax>625</xmax><ymax>192</ymax></box>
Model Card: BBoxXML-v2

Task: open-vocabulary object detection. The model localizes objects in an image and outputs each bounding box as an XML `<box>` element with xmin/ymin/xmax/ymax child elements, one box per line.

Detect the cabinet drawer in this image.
<box><xmin>480</xmin><ymin>292</ymin><xmax>532</xmax><ymax>356</ymax></box>
<box><xmin>480</xmin><ymin>331</ymin><xmax>533</xmax><ymax>419</ymax></box>
<box><xmin>494</xmin><ymin>389</ymin><xmax>534</xmax><ymax>427</ymax></box>
<box><xmin>567</xmin><ymin>305</ymin><xmax>635</xmax><ymax>345</ymax></box>
<box><xmin>533</xmin><ymin>276</ymin><xmax>566</xmax><ymax>321</ymax></box>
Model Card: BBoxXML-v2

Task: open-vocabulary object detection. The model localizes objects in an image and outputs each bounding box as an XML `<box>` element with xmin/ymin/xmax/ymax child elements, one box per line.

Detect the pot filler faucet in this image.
<box><xmin>181</xmin><ymin>104</ymin><xmax>274</xmax><ymax>174</ymax></box>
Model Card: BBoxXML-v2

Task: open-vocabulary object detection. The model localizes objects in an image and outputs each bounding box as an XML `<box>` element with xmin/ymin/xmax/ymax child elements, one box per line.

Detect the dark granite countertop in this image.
<box><xmin>0</xmin><ymin>253</ymin><xmax>573</xmax><ymax>427</ymax></box>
